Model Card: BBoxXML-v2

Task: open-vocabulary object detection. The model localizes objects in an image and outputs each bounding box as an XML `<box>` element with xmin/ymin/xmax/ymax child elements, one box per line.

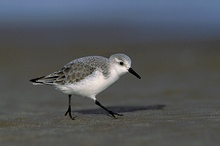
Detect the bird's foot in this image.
<box><xmin>108</xmin><ymin>110</ymin><xmax>123</xmax><ymax>119</ymax></box>
<box><xmin>65</xmin><ymin>107</ymin><xmax>76</xmax><ymax>120</ymax></box>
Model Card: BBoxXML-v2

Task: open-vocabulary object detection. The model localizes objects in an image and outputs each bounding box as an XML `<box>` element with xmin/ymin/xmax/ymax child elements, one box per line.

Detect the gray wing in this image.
<box><xmin>41</xmin><ymin>62</ymin><xmax>96</xmax><ymax>85</ymax></box>
<box><xmin>30</xmin><ymin>56</ymin><xmax>110</xmax><ymax>85</ymax></box>
<box><xmin>55</xmin><ymin>62</ymin><xmax>96</xmax><ymax>84</ymax></box>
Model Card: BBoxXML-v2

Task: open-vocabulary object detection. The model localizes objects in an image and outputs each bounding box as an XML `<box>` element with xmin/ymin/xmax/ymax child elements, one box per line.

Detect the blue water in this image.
<box><xmin>0</xmin><ymin>0</ymin><xmax>220</xmax><ymax>41</ymax></box>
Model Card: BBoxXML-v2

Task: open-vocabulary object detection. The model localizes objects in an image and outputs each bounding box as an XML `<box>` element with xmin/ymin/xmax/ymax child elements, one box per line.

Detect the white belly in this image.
<box><xmin>55</xmin><ymin>70</ymin><xmax>119</xmax><ymax>100</ymax></box>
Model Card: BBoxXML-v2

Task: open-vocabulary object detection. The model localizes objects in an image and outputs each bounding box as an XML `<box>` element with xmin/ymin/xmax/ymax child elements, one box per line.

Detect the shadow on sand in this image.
<box><xmin>75</xmin><ymin>104</ymin><xmax>165</xmax><ymax>115</ymax></box>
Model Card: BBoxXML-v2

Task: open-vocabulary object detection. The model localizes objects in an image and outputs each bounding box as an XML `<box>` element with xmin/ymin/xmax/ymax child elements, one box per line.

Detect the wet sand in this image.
<box><xmin>1</xmin><ymin>39</ymin><xmax>220</xmax><ymax>145</ymax></box>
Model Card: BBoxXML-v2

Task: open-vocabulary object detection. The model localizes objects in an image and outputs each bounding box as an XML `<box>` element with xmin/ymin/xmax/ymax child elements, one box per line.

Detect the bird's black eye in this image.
<box><xmin>119</xmin><ymin>62</ymin><xmax>124</xmax><ymax>66</ymax></box>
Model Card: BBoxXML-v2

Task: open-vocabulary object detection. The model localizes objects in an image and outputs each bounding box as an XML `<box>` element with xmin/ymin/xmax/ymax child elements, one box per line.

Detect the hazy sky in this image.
<box><xmin>0</xmin><ymin>0</ymin><xmax>220</xmax><ymax>41</ymax></box>
<box><xmin>1</xmin><ymin>1</ymin><xmax>219</xmax><ymax>24</ymax></box>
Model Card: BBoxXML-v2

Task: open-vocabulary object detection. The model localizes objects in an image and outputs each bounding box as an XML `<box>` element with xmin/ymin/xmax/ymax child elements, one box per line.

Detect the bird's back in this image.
<box><xmin>30</xmin><ymin>56</ymin><xmax>110</xmax><ymax>86</ymax></box>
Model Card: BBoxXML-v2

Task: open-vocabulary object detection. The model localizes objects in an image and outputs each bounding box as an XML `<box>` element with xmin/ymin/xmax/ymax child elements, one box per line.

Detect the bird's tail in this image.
<box><xmin>30</xmin><ymin>75</ymin><xmax>58</xmax><ymax>85</ymax></box>
<box><xmin>30</xmin><ymin>76</ymin><xmax>46</xmax><ymax>85</ymax></box>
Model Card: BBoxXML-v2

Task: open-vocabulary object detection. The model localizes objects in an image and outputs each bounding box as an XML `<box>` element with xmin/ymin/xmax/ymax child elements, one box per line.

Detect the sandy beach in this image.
<box><xmin>1</xmin><ymin>37</ymin><xmax>220</xmax><ymax>145</ymax></box>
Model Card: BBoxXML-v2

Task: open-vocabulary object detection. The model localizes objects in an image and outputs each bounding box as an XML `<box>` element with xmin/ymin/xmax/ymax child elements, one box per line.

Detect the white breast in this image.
<box><xmin>55</xmin><ymin>68</ymin><xmax>119</xmax><ymax>101</ymax></box>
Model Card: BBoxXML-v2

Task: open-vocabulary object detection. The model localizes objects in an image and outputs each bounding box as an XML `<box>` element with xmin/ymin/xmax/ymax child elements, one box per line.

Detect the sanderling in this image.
<box><xmin>30</xmin><ymin>53</ymin><xmax>141</xmax><ymax>119</ymax></box>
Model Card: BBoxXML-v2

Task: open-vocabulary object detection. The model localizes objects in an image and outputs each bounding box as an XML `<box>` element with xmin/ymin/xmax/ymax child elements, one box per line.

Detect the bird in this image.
<box><xmin>30</xmin><ymin>53</ymin><xmax>141</xmax><ymax>119</ymax></box>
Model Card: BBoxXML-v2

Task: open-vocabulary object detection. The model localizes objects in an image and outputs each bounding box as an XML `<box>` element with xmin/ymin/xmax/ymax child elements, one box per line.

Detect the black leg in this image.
<box><xmin>64</xmin><ymin>95</ymin><xmax>76</xmax><ymax>120</ymax></box>
<box><xmin>95</xmin><ymin>100</ymin><xmax>123</xmax><ymax>118</ymax></box>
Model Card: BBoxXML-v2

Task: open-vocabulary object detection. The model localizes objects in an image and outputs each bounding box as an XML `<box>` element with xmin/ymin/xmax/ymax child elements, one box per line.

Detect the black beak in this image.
<box><xmin>128</xmin><ymin>68</ymin><xmax>141</xmax><ymax>79</ymax></box>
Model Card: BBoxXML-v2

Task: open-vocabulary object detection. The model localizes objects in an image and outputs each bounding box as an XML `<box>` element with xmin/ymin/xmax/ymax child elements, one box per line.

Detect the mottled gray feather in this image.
<box><xmin>35</xmin><ymin>56</ymin><xmax>110</xmax><ymax>85</ymax></box>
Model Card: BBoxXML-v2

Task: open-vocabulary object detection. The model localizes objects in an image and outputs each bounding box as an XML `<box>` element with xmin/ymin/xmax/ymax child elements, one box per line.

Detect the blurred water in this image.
<box><xmin>0</xmin><ymin>0</ymin><xmax>220</xmax><ymax>42</ymax></box>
